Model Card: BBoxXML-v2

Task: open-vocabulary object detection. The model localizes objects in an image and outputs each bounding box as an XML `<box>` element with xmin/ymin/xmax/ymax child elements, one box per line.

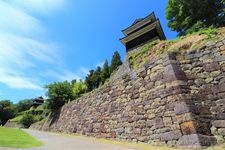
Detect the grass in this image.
<box><xmin>0</xmin><ymin>127</ymin><xmax>42</xmax><ymax>148</ymax></box>
<box><xmin>10</xmin><ymin>115</ymin><xmax>23</xmax><ymax>122</ymax></box>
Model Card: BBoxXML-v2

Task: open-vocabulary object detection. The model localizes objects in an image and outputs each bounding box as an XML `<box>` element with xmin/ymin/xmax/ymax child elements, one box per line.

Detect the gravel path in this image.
<box><xmin>0</xmin><ymin>129</ymin><xmax>134</xmax><ymax>150</ymax></box>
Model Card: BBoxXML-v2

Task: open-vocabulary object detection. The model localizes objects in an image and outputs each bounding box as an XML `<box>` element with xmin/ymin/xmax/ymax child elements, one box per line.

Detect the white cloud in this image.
<box><xmin>0</xmin><ymin>72</ymin><xmax>42</xmax><ymax>90</ymax></box>
<box><xmin>0</xmin><ymin>0</ymin><xmax>67</xmax><ymax>90</ymax></box>
<box><xmin>46</xmin><ymin>70</ymin><xmax>82</xmax><ymax>82</ymax></box>
<box><xmin>6</xmin><ymin>0</ymin><xmax>66</xmax><ymax>15</ymax></box>
<box><xmin>45</xmin><ymin>66</ymin><xmax>90</xmax><ymax>82</ymax></box>
<box><xmin>0</xmin><ymin>1</ymin><xmax>44</xmax><ymax>36</ymax></box>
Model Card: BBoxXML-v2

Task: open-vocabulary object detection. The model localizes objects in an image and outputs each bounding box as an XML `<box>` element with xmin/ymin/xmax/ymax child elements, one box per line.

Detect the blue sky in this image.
<box><xmin>0</xmin><ymin>0</ymin><xmax>177</xmax><ymax>103</ymax></box>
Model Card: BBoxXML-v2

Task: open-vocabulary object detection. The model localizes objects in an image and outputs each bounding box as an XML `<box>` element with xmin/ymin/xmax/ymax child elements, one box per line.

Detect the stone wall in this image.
<box><xmin>42</xmin><ymin>38</ymin><xmax>225</xmax><ymax>148</ymax></box>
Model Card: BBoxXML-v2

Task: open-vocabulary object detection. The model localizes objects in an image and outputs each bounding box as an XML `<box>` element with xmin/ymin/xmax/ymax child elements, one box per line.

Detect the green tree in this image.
<box><xmin>45</xmin><ymin>81</ymin><xmax>74</xmax><ymax>110</ymax></box>
<box><xmin>110</xmin><ymin>51</ymin><xmax>122</xmax><ymax>74</ymax></box>
<box><xmin>85</xmin><ymin>67</ymin><xmax>103</xmax><ymax>92</ymax></box>
<box><xmin>85</xmin><ymin>70</ymin><xmax>95</xmax><ymax>92</ymax></box>
<box><xmin>101</xmin><ymin>59</ymin><xmax>110</xmax><ymax>84</ymax></box>
<box><xmin>72</xmin><ymin>80</ymin><xmax>88</xmax><ymax>99</ymax></box>
<box><xmin>0</xmin><ymin>100</ymin><xmax>16</xmax><ymax>125</ymax></box>
<box><xmin>166</xmin><ymin>0</ymin><xmax>225</xmax><ymax>36</ymax></box>
<box><xmin>94</xmin><ymin>66</ymin><xmax>102</xmax><ymax>88</ymax></box>
<box><xmin>16</xmin><ymin>99</ymin><xmax>32</xmax><ymax>112</ymax></box>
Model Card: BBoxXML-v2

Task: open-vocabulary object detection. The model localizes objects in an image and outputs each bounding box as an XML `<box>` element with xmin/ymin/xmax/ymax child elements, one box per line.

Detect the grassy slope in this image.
<box><xmin>0</xmin><ymin>127</ymin><xmax>42</xmax><ymax>148</ymax></box>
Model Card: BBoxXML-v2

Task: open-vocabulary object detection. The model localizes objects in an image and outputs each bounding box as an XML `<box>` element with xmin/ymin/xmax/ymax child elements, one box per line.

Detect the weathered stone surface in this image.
<box><xmin>163</xmin><ymin>64</ymin><xmax>187</xmax><ymax>82</ymax></box>
<box><xmin>154</xmin><ymin>117</ymin><xmax>164</xmax><ymax>129</ymax></box>
<box><xmin>180</xmin><ymin>121</ymin><xmax>197</xmax><ymax>135</ymax></box>
<box><xmin>174</xmin><ymin>102</ymin><xmax>190</xmax><ymax>115</ymax></box>
<box><xmin>178</xmin><ymin>134</ymin><xmax>216</xmax><ymax>147</ymax></box>
<box><xmin>111</xmin><ymin>131</ymin><xmax>116</xmax><ymax>138</ymax></box>
<box><xmin>160</xmin><ymin>130</ymin><xmax>182</xmax><ymax>141</ymax></box>
<box><xmin>218</xmin><ymin>128</ymin><xmax>225</xmax><ymax>136</ymax></box>
<box><xmin>39</xmin><ymin>39</ymin><xmax>225</xmax><ymax>148</ymax></box>
<box><xmin>203</xmin><ymin>62</ymin><xmax>220</xmax><ymax>72</ymax></box>
<box><xmin>133</xmin><ymin>128</ymin><xmax>141</xmax><ymax>134</ymax></box>
<box><xmin>212</xmin><ymin>120</ymin><xmax>225</xmax><ymax>128</ymax></box>
<box><xmin>219</xmin><ymin>82</ymin><xmax>225</xmax><ymax>93</ymax></box>
<box><xmin>115</xmin><ymin>128</ymin><xmax>124</xmax><ymax>135</ymax></box>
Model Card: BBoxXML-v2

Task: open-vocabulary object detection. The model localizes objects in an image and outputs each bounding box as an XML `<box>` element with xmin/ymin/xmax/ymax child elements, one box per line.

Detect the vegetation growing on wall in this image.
<box><xmin>128</xmin><ymin>27</ymin><xmax>225</xmax><ymax>70</ymax></box>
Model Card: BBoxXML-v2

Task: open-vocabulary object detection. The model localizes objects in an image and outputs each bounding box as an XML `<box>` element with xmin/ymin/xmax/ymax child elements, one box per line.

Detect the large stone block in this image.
<box><xmin>203</xmin><ymin>62</ymin><xmax>220</xmax><ymax>72</ymax></box>
<box><xmin>160</xmin><ymin>130</ymin><xmax>182</xmax><ymax>141</ymax></box>
<box><xmin>180</xmin><ymin>121</ymin><xmax>197</xmax><ymax>135</ymax></box>
<box><xmin>212</xmin><ymin>120</ymin><xmax>225</xmax><ymax>128</ymax></box>
<box><xmin>174</xmin><ymin>102</ymin><xmax>191</xmax><ymax>115</ymax></box>
<box><xmin>215</xmin><ymin>55</ymin><xmax>225</xmax><ymax>62</ymax></box>
<box><xmin>163</xmin><ymin>64</ymin><xmax>187</xmax><ymax>82</ymax></box>
<box><xmin>178</xmin><ymin>134</ymin><xmax>216</xmax><ymax>147</ymax></box>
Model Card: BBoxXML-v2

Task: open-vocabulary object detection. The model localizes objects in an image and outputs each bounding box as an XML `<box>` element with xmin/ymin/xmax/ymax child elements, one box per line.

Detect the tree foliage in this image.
<box><xmin>45</xmin><ymin>81</ymin><xmax>74</xmax><ymax>110</ymax></box>
<box><xmin>0</xmin><ymin>100</ymin><xmax>16</xmax><ymax>125</ymax></box>
<box><xmin>85</xmin><ymin>67</ymin><xmax>102</xmax><ymax>92</ymax></box>
<box><xmin>101</xmin><ymin>59</ymin><xmax>110</xmax><ymax>84</ymax></box>
<box><xmin>110</xmin><ymin>51</ymin><xmax>122</xmax><ymax>74</ymax></box>
<box><xmin>72</xmin><ymin>80</ymin><xmax>88</xmax><ymax>98</ymax></box>
<box><xmin>16</xmin><ymin>99</ymin><xmax>32</xmax><ymax>112</ymax></box>
<box><xmin>166</xmin><ymin>0</ymin><xmax>225</xmax><ymax>35</ymax></box>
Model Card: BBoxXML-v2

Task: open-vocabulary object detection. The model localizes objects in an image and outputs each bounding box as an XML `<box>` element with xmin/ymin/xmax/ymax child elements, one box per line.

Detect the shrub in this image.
<box><xmin>20</xmin><ymin>114</ymin><xmax>34</xmax><ymax>128</ymax></box>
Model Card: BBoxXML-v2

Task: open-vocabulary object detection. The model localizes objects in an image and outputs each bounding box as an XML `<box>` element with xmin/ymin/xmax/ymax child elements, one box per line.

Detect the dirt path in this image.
<box><xmin>0</xmin><ymin>129</ymin><xmax>135</xmax><ymax>150</ymax></box>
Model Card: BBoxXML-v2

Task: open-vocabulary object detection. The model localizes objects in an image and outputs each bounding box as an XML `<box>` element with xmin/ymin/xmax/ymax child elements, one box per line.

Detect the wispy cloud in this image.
<box><xmin>46</xmin><ymin>67</ymin><xmax>90</xmax><ymax>82</ymax></box>
<box><xmin>7</xmin><ymin>0</ymin><xmax>66</xmax><ymax>15</ymax></box>
<box><xmin>0</xmin><ymin>0</ymin><xmax>69</xmax><ymax>90</ymax></box>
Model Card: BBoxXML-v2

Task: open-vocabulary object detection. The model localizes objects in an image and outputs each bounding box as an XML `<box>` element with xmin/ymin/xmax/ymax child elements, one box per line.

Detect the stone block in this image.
<box><xmin>198</xmin><ymin>106</ymin><xmax>211</xmax><ymax>115</ymax></box>
<box><xmin>146</xmin><ymin>120</ymin><xmax>154</xmax><ymax>127</ymax></box>
<box><xmin>212</xmin><ymin>120</ymin><xmax>225</xmax><ymax>128</ymax></box>
<box><xmin>125</xmin><ymin>127</ymin><xmax>132</xmax><ymax>134</ymax></box>
<box><xmin>215</xmin><ymin>135</ymin><xmax>225</xmax><ymax>144</ymax></box>
<box><xmin>220</xmin><ymin>45</ymin><xmax>225</xmax><ymax>51</ymax></box>
<box><xmin>215</xmin><ymin>55</ymin><xmax>225</xmax><ymax>62</ymax></box>
<box><xmin>203</xmin><ymin>62</ymin><xmax>220</xmax><ymax>72</ymax></box>
<box><xmin>174</xmin><ymin>102</ymin><xmax>191</xmax><ymax>115</ymax></box>
<box><xmin>115</xmin><ymin>127</ymin><xmax>124</xmax><ymax>135</ymax></box>
<box><xmin>218</xmin><ymin>128</ymin><xmax>225</xmax><ymax>136</ymax></box>
<box><xmin>180</xmin><ymin>121</ymin><xmax>197</xmax><ymax>135</ymax></box>
<box><xmin>173</xmin><ymin>113</ymin><xmax>194</xmax><ymax>123</ymax></box>
<box><xmin>163</xmin><ymin>64</ymin><xmax>187</xmax><ymax>82</ymax></box>
<box><xmin>163</xmin><ymin>117</ymin><xmax>173</xmax><ymax>126</ymax></box>
<box><xmin>137</xmin><ymin>68</ymin><xmax>147</xmax><ymax>78</ymax></box>
<box><xmin>178</xmin><ymin>134</ymin><xmax>217</xmax><ymax>147</ymax></box>
<box><xmin>160</xmin><ymin>130</ymin><xmax>182</xmax><ymax>141</ymax></box>
<box><xmin>154</xmin><ymin>117</ymin><xmax>164</xmax><ymax>129</ymax></box>
<box><xmin>111</xmin><ymin>131</ymin><xmax>116</xmax><ymax>138</ymax></box>
<box><xmin>133</xmin><ymin>128</ymin><xmax>141</xmax><ymax>134</ymax></box>
<box><xmin>219</xmin><ymin>82</ymin><xmax>225</xmax><ymax>93</ymax></box>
